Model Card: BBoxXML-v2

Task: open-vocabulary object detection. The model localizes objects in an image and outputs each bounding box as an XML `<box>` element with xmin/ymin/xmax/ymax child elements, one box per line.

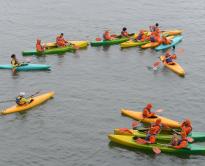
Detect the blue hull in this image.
<box><xmin>0</xmin><ymin>64</ymin><xmax>50</xmax><ymax>71</ymax></box>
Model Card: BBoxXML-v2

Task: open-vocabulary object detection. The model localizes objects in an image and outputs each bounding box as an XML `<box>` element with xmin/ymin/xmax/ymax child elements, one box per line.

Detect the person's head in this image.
<box><xmin>122</xmin><ymin>27</ymin><xmax>127</xmax><ymax>31</ymax></box>
<box><xmin>184</xmin><ymin>119</ymin><xmax>191</xmax><ymax>126</ymax></box>
<box><xmin>155</xmin><ymin>23</ymin><xmax>159</xmax><ymax>27</ymax></box>
<box><xmin>60</xmin><ymin>33</ymin><xmax>64</xmax><ymax>37</ymax></box>
<box><xmin>11</xmin><ymin>54</ymin><xmax>16</xmax><ymax>59</ymax></box>
<box><xmin>36</xmin><ymin>39</ymin><xmax>41</xmax><ymax>44</ymax></box>
<box><xmin>156</xmin><ymin>118</ymin><xmax>161</xmax><ymax>125</ymax></box>
<box><xmin>146</xmin><ymin>103</ymin><xmax>153</xmax><ymax>109</ymax></box>
<box><xmin>19</xmin><ymin>92</ymin><xmax>25</xmax><ymax>97</ymax></box>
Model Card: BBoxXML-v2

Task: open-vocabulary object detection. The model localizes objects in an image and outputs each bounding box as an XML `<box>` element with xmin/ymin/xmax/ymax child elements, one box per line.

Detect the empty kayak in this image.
<box><xmin>1</xmin><ymin>92</ymin><xmax>54</xmax><ymax>115</ymax></box>
<box><xmin>108</xmin><ymin>134</ymin><xmax>205</xmax><ymax>155</ymax></box>
<box><xmin>155</xmin><ymin>36</ymin><xmax>183</xmax><ymax>51</ymax></box>
<box><xmin>160</xmin><ymin>56</ymin><xmax>185</xmax><ymax>77</ymax></box>
<box><xmin>162</xmin><ymin>30</ymin><xmax>183</xmax><ymax>36</ymax></box>
<box><xmin>90</xmin><ymin>38</ymin><xmax>129</xmax><ymax>47</ymax></box>
<box><xmin>45</xmin><ymin>41</ymin><xmax>89</xmax><ymax>48</ymax></box>
<box><xmin>121</xmin><ymin>109</ymin><xmax>181</xmax><ymax>128</ymax></box>
<box><xmin>22</xmin><ymin>45</ymin><xmax>76</xmax><ymax>56</ymax></box>
<box><xmin>0</xmin><ymin>64</ymin><xmax>50</xmax><ymax>71</ymax></box>
<box><xmin>114</xmin><ymin>128</ymin><xmax>205</xmax><ymax>142</ymax></box>
<box><xmin>120</xmin><ymin>40</ymin><xmax>149</xmax><ymax>48</ymax></box>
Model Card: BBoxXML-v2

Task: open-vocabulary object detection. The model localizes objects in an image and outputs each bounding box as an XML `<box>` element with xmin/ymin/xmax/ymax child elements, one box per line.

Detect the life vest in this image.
<box><xmin>16</xmin><ymin>96</ymin><xmax>26</xmax><ymax>106</ymax></box>
<box><xmin>56</xmin><ymin>36</ymin><xmax>67</xmax><ymax>46</ymax></box>
<box><xmin>143</xmin><ymin>107</ymin><xmax>151</xmax><ymax>117</ymax></box>
<box><xmin>11</xmin><ymin>59</ymin><xmax>19</xmax><ymax>66</ymax></box>
<box><xmin>149</xmin><ymin>124</ymin><xmax>161</xmax><ymax>135</ymax></box>
<box><xmin>178</xmin><ymin>138</ymin><xmax>188</xmax><ymax>145</ymax></box>
<box><xmin>36</xmin><ymin>40</ymin><xmax>44</xmax><ymax>52</ymax></box>
<box><xmin>181</xmin><ymin>125</ymin><xmax>192</xmax><ymax>135</ymax></box>
<box><xmin>103</xmin><ymin>33</ymin><xmax>111</xmax><ymax>40</ymax></box>
<box><xmin>145</xmin><ymin>134</ymin><xmax>156</xmax><ymax>144</ymax></box>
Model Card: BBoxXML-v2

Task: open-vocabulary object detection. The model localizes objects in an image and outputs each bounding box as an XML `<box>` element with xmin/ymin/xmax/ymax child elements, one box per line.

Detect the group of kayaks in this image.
<box><xmin>108</xmin><ymin>109</ymin><xmax>205</xmax><ymax>155</ymax></box>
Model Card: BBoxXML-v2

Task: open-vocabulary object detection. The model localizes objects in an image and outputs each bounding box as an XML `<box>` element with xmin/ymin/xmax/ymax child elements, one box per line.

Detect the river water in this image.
<box><xmin>0</xmin><ymin>0</ymin><xmax>205</xmax><ymax>165</ymax></box>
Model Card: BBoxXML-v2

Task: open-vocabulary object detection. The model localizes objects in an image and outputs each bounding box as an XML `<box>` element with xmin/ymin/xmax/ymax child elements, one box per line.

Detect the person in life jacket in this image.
<box><xmin>163</xmin><ymin>51</ymin><xmax>176</xmax><ymax>65</ymax></box>
<box><xmin>145</xmin><ymin>118</ymin><xmax>162</xmax><ymax>144</ymax></box>
<box><xmin>103</xmin><ymin>30</ymin><xmax>115</xmax><ymax>40</ymax></box>
<box><xmin>136</xmin><ymin>30</ymin><xmax>147</xmax><ymax>41</ymax></box>
<box><xmin>161</xmin><ymin>35</ymin><xmax>171</xmax><ymax>45</ymax></box>
<box><xmin>11</xmin><ymin>54</ymin><xmax>21</xmax><ymax>69</ymax></box>
<box><xmin>149</xmin><ymin>32</ymin><xmax>157</xmax><ymax>42</ymax></box>
<box><xmin>56</xmin><ymin>33</ymin><xmax>68</xmax><ymax>47</ymax></box>
<box><xmin>121</xmin><ymin>27</ymin><xmax>129</xmax><ymax>37</ymax></box>
<box><xmin>36</xmin><ymin>39</ymin><xmax>46</xmax><ymax>52</ymax></box>
<box><xmin>172</xmin><ymin>131</ymin><xmax>188</xmax><ymax>149</ymax></box>
<box><xmin>149</xmin><ymin>23</ymin><xmax>159</xmax><ymax>32</ymax></box>
<box><xmin>16</xmin><ymin>92</ymin><xmax>34</xmax><ymax>106</ymax></box>
<box><xmin>142</xmin><ymin>103</ymin><xmax>156</xmax><ymax>118</ymax></box>
<box><xmin>181</xmin><ymin>119</ymin><xmax>192</xmax><ymax>135</ymax></box>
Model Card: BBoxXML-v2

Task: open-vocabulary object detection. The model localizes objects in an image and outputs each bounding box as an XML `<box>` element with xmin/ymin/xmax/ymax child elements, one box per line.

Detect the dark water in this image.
<box><xmin>0</xmin><ymin>0</ymin><xmax>205</xmax><ymax>165</ymax></box>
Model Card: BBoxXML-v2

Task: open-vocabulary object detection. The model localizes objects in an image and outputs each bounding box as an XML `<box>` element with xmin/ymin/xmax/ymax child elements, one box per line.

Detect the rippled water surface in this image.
<box><xmin>0</xmin><ymin>0</ymin><xmax>205</xmax><ymax>165</ymax></box>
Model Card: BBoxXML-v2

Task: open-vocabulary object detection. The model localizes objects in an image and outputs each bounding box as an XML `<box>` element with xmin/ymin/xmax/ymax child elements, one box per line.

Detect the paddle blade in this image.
<box><xmin>135</xmin><ymin>138</ymin><xmax>147</xmax><ymax>144</ymax></box>
<box><xmin>119</xmin><ymin>128</ymin><xmax>133</xmax><ymax>134</ymax></box>
<box><xmin>155</xmin><ymin>109</ymin><xmax>163</xmax><ymax>113</ymax></box>
<box><xmin>132</xmin><ymin>121</ymin><xmax>139</xmax><ymax>128</ymax></box>
<box><xmin>153</xmin><ymin>147</ymin><xmax>161</xmax><ymax>154</ymax></box>
<box><xmin>96</xmin><ymin>37</ymin><xmax>102</xmax><ymax>41</ymax></box>
<box><xmin>187</xmin><ymin>137</ymin><xmax>194</xmax><ymax>143</ymax></box>
<box><xmin>152</xmin><ymin>61</ymin><xmax>161</xmax><ymax>70</ymax></box>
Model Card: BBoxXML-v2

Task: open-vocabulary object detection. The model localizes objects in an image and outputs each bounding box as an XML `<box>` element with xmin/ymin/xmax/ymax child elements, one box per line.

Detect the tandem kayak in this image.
<box><xmin>1</xmin><ymin>92</ymin><xmax>54</xmax><ymax>115</ymax></box>
<box><xmin>114</xmin><ymin>128</ymin><xmax>205</xmax><ymax>142</ymax></box>
<box><xmin>22</xmin><ymin>45</ymin><xmax>76</xmax><ymax>56</ymax></box>
<box><xmin>120</xmin><ymin>40</ymin><xmax>149</xmax><ymax>48</ymax></box>
<box><xmin>45</xmin><ymin>41</ymin><xmax>89</xmax><ymax>49</ymax></box>
<box><xmin>121</xmin><ymin>109</ymin><xmax>181</xmax><ymax>128</ymax></box>
<box><xmin>90</xmin><ymin>38</ymin><xmax>129</xmax><ymax>47</ymax></box>
<box><xmin>162</xmin><ymin>29</ymin><xmax>183</xmax><ymax>36</ymax></box>
<box><xmin>160</xmin><ymin>56</ymin><xmax>185</xmax><ymax>77</ymax></box>
<box><xmin>0</xmin><ymin>64</ymin><xmax>50</xmax><ymax>71</ymax></box>
<box><xmin>155</xmin><ymin>36</ymin><xmax>183</xmax><ymax>51</ymax></box>
<box><xmin>108</xmin><ymin>134</ymin><xmax>205</xmax><ymax>155</ymax></box>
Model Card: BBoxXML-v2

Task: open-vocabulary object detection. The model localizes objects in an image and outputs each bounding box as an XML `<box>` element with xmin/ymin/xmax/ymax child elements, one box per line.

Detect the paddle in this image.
<box><xmin>119</xmin><ymin>128</ymin><xmax>134</xmax><ymax>134</ymax></box>
<box><xmin>0</xmin><ymin>91</ymin><xmax>41</xmax><ymax>104</ymax></box>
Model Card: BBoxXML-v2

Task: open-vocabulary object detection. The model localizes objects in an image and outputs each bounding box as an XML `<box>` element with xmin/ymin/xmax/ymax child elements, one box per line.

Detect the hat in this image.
<box><xmin>19</xmin><ymin>92</ymin><xmax>25</xmax><ymax>96</ymax></box>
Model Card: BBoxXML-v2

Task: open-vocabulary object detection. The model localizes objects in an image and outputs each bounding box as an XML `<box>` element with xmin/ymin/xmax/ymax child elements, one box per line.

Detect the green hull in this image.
<box><xmin>108</xmin><ymin>134</ymin><xmax>205</xmax><ymax>155</ymax></box>
<box><xmin>90</xmin><ymin>38</ymin><xmax>129</xmax><ymax>47</ymax></box>
<box><xmin>22</xmin><ymin>46</ymin><xmax>76</xmax><ymax>56</ymax></box>
<box><xmin>114</xmin><ymin>128</ymin><xmax>205</xmax><ymax>142</ymax></box>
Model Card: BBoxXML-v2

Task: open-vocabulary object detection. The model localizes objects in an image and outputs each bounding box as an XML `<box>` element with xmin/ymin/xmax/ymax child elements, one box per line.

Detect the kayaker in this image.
<box><xmin>163</xmin><ymin>51</ymin><xmax>176</xmax><ymax>65</ymax></box>
<box><xmin>136</xmin><ymin>30</ymin><xmax>147</xmax><ymax>41</ymax></box>
<box><xmin>144</xmin><ymin>118</ymin><xmax>162</xmax><ymax>144</ymax></box>
<box><xmin>103</xmin><ymin>30</ymin><xmax>115</xmax><ymax>40</ymax></box>
<box><xmin>121</xmin><ymin>27</ymin><xmax>129</xmax><ymax>37</ymax></box>
<box><xmin>181</xmin><ymin>119</ymin><xmax>192</xmax><ymax>135</ymax></box>
<box><xmin>149</xmin><ymin>23</ymin><xmax>160</xmax><ymax>32</ymax></box>
<box><xmin>56</xmin><ymin>33</ymin><xmax>68</xmax><ymax>47</ymax></box>
<box><xmin>161</xmin><ymin>35</ymin><xmax>171</xmax><ymax>45</ymax></box>
<box><xmin>149</xmin><ymin>33</ymin><xmax>157</xmax><ymax>42</ymax></box>
<box><xmin>16</xmin><ymin>92</ymin><xmax>34</xmax><ymax>106</ymax></box>
<box><xmin>170</xmin><ymin>134</ymin><xmax>179</xmax><ymax>146</ymax></box>
<box><xmin>11</xmin><ymin>54</ymin><xmax>21</xmax><ymax>73</ymax></box>
<box><xmin>36</xmin><ymin>39</ymin><xmax>46</xmax><ymax>52</ymax></box>
<box><xmin>142</xmin><ymin>103</ymin><xmax>156</xmax><ymax>118</ymax></box>
<box><xmin>172</xmin><ymin>131</ymin><xmax>188</xmax><ymax>149</ymax></box>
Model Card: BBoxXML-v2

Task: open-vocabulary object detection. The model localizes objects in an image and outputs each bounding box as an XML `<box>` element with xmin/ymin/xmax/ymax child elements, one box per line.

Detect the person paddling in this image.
<box><xmin>181</xmin><ymin>119</ymin><xmax>192</xmax><ymax>135</ymax></box>
<box><xmin>136</xmin><ymin>30</ymin><xmax>147</xmax><ymax>41</ymax></box>
<box><xmin>103</xmin><ymin>30</ymin><xmax>115</xmax><ymax>40</ymax></box>
<box><xmin>36</xmin><ymin>39</ymin><xmax>46</xmax><ymax>52</ymax></box>
<box><xmin>56</xmin><ymin>33</ymin><xmax>68</xmax><ymax>47</ymax></box>
<box><xmin>16</xmin><ymin>92</ymin><xmax>34</xmax><ymax>106</ymax></box>
<box><xmin>11</xmin><ymin>54</ymin><xmax>21</xmax><ymax>73</ymax></box>
<box><xmin>142</xmin><ymin>103</ymin><xmax>157</xmax><ymax>118</ymax></box>
<box><xmin>163</xmin><ymin>51</ymin><xmax>176</xmax><ymax>65</ymax></box>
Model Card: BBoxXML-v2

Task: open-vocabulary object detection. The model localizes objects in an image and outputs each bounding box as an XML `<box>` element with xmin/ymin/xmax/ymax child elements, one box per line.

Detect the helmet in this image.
<box><xmin>122</xmin><ymin>27</ymin><xmax>127</xmax><ymax>31</ymax></box>
<box><xmin>146</xmin><ymin>103</ymin><xmax>153</xmax><ymax>109</ymax></box>
<box><xmin>19</xmin><ymin>92</ymin><xmax>25</xmax><ymax>96</ymax></box>
<box><xmin>60</xmin><ymin>33</ymin><xmax>64</xmax><ymax>36</ymax></box>
<box><xmin>155</xmin><ymin>23</ymin><xmax>159</xmax><ymax>27</ymax></box>
<box><xmin>11</xmin><ymin>54</ymin><xmax>16</xmax><ymax>58</ymax></box>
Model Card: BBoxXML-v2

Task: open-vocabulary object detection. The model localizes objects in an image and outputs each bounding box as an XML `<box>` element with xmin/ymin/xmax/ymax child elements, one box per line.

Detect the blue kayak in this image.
<box><xmin>155</xmin><ymin>36</ymin><xmax>183</xmax><ymax>51</ymax></box>
<box><xmin>0</xmin><ymin>64</ymin><xmax>50</xmax><ymax>71</ymax></box>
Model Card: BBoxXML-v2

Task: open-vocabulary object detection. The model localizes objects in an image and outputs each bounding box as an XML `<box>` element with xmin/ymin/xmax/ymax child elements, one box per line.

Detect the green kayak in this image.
<box><xmin>108</xmin><ymin>134</ymin><xmax>205</xmax><ymax>155</ymax></box>
<box><xmin>90</xmin><ymin>38</ymin><xmax>129</xmax><ymax>47</ymax></box>
<box><xmin>22</xmin><ymin>45</ymin><xmax>76</xmax><ymax>56</ymax></box>
<box><xmin>114</xmin><ymin>128</ymin><xmax>205</xmax><ymax>142</ymax></box>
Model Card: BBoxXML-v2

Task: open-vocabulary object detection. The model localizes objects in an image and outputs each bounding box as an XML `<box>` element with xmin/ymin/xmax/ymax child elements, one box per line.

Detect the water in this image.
<box><xmin>0</xmin><ymin>0</ymin><xmax>205</xmax><ymax>165</ymax></box>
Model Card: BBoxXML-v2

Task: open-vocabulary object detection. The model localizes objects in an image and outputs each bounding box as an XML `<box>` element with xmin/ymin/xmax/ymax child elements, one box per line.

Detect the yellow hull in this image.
<box><xmin>141</xmin><ymin>42</ymin><xmax>159</xmax><ymax>48</ymax></box>
<box><xmin>1</xmin><ymin>92</ymin><xmax>54</xmax><ymax>115</ymax></box>
<box><xmin>160</xmin><ymin>56</ymin><xmax>185</xmax><ymax>77</ymax></box>
<box><xmin>45</xmin><ymin>41</ymin><xmax>89</xmax><ymax>48</ymax></box>
<box><xmin>121</xmin><ymin>109</ymin><xmax>181</xmax><ymax>128</ymax></box>
<box><xmin>162</xmin><ymin>30</ymin><xmax>183</xmax><ymax>36</ymax></box>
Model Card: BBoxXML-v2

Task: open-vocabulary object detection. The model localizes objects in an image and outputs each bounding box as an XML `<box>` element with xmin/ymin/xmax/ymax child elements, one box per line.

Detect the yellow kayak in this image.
<box><xmin>160</xmin><ymin>56</ymin><xmax>185</xmax><ymax>77</ymax></box>
<box><xmin>141</xmin><ymin>42</ymin><xmax>160</xmax><ymax>49</ymax></box>
<box><xmin>121</xmin><ymin>109</ymin><xmax>181</xmax><ymax>128</ymax></box>
<box><xmin>45</xmin><ymin>41</ymin><xmax>89</xmax><ymax>49</ymax></box>
<box><xmin>1</xmin><ymin>92</ymin><xmax>54</xmax><ymax>115</ymax></box>
<box><xmin>162</xmin><ymin>30</ymin><xmax>183</xmax><ymax>36</ymax></box>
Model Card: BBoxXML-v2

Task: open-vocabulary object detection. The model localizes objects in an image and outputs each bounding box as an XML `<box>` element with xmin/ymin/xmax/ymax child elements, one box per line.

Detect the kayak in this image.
<box><xmin>45</xmin><ymin>41</ymin><xmax>89</xmax><ymax>49</ymax></box>
<box><xmin>22</xmin><ymin>45</ymin><xmax>76</xmax><ymax>56</ymax></box>
<box><xmin>160</xmin><ymin>56</ymin><xmax>185</xmax><ymax>77</ymax></box>
<box><xmin>141</xmin><ymin>36</ymin><xmax>174</xmax><ymax>49</ymax></box>
<box><xmin>114</xmin><ymin>128</ymin><xmax>205</xmax><ymax>142</ymax></box>
<box><xmin>90</xmin><ymin>38</ymin><xmax>129</xmax><ymax>47</ymax></box>
<box><xmin>162</xmin><ymin>30</ymin><xmax>183</xmax><ymax>36</ymax></box>
<box><xmin>0</xmin><ymin>64</ymin><xmax>50</xmax><ymax>71</ymax></box>
<box><xmin>1</xmin><ymin>92</ymin><xmax>54</xmax><ymax>115</ymax></box>
<box><xmin>108</xmin><ymin>134</ymin><xmax>205</xmax><ymax>155</ymax></box>
<box><xmin>155</xmin><ymin>36</ymin><xmax>183</xmax><ymax>51</ymax></box>
<box><xmin>121</xmin><ymin>109</ymin><xmax>181</xmax><ymax>128</ymax></box>
<box><xmin>120</xmin><ymin>40</ymin><xmax>149</xmax><ymax>48</ymax></box>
